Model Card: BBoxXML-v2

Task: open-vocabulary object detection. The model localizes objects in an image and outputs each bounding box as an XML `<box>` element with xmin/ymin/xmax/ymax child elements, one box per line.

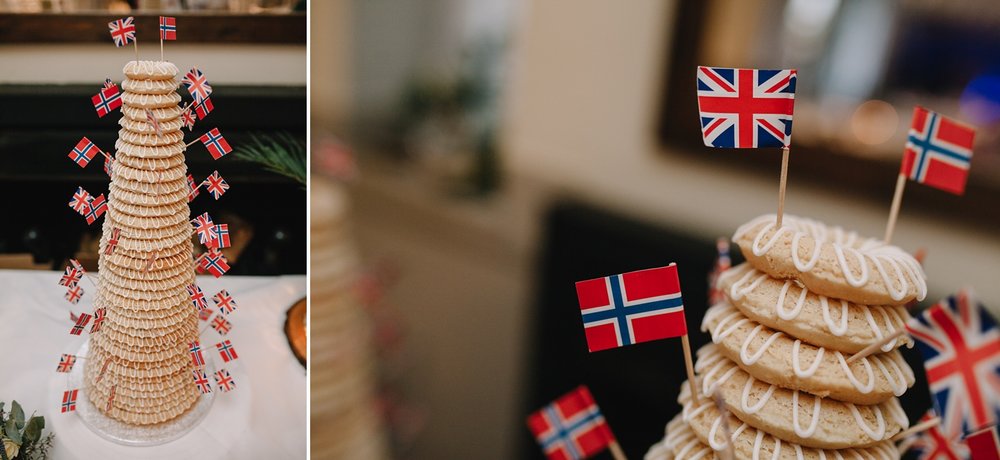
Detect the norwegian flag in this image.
<box><xmin>84</xmin><ymin>193</ymin><xmax>108</xmax><ymax>225</ymax></box>
<box><xmin>187</xmin><ymin>284</ymin><xmax>209</xmax><ymax>312</ymax></box>
<box><xmin>108</xmin><ymin>16</ymin><xmax>136</xmax><ymax>47</ymax></box>
<box><xmin>208</xmin><ymin>224</ymin><xmax>231</xmax><ymax>249</ymax></box>
<box><xmin>708</xmin><ymin>237</ymin><xmax>731</xmax><ymax>305</ymax></box>
<box><xmin>191</xmin><ymin>212</ymin><xmax>216</xmax><ymax>244</ymax></box>
<box><xmin>575</xmin><ymin>264</ymin><xmax>687</xmax><ymax>352</ymax></box>
<box><xmin>214</xmin><ymin>369</ymin><xmax>236</xmax><ymax>392</ymax></box>
<box><xmin>105</xmin><ymin>227</ymin><xmax>121</xmax><ymax>255</ymax></box>
<box><xmin>91</xmin><ymin>307</ymin><xmax>106</xmax><ymax>333</ymax></box>
<box><xmin>61</xmin><ymin>389</ymin><xmax>79</xmax><ymax>413</ymax></box>
<box><xmin>194</xmin><ymin>97</ymin><xmax>214</xmax><ymax>120</ymax></box>
<box><xmin>200</xmin><ymin>249</ymin><xmax>230</xmax><ymax>278</ymax></box>
<box><xmin>211</xmin><ymin>315</ymin><xmax>232</xmax><ymax>335</ymax></box>
<box><xmin>159</xmin><ymin>16</ymin><xmax>176</xmax><ymax>41</ymax></box>
<box><xmin>902</xmin><ymin>107</ymin><xmax>976</xmax><ymax>195</ymax></box>
<box><xmin>59</xmin><ymin>266</ymin><xmax>82</xmax><ymax>288</ymax></box>
<box><xmin>908</xmin><ymin>289</ymin><xmax>1000</xmax><ymax>437</ymax></box>
<box><xmin>198</xmin><ymin>308</ymin><xmax>213</xmax><ymax>322</ymax></box>
<box><xmin>213</xmin><ymin>289</ymin><xmax>237</xmax><ymax>315</ymax></box>
<box><xmin>68</xmin><ymin>186</ymin><xmax>92</xmax><ymax>215</ymax></box>
<box><xmin>204</xmin><ymin>170</ymin><xmax>229</xmax><ymax>200</ymax></box>
<box><xmin>187</xmin><ymin>173</ymin><xmax>200</xmax><ymax>202</ymax></box>
<box><xmin>183</xmin><ymin>68</ymin><xmax>213</xmax><ymax>104</ymax></box>
<box><xmin>190</xmin><ymin>340</ymin><xmax>205</xmax><ymax>367</ymax></box>
<box><xmin>70</xmin><ymin>313</ymin><xmax>92</xmax><ymax>336</ymax></box>
<box><xmin>193</xmin><ymin>369</ymin><xmax>212</xmax><ymax>394</ymax></box>
<box><xmin>103</xmin><ymin>78</ymin><xmax>116</xmax><ymax>91</ymax></box>
<box><xmin>526</xmin><ymin>386</ymin><xmax>616</xmax><ymax>460</ymax></box>
<box><xmin>64</xmin><ymin>285</ymin><xmax>84</xmax><ymax>305</ymax></box>
<box><xmin>145</xmin><ymin>109</ymin><xmax>164</xmax><ymax>137</ymax></box>
<box><xmin>199</xmin><ymin>128</ymin><xmax>232</xmax><ymax>160</ymax></box>
<box><xmin>216</xmin><ymin>340</ymin><xmax>238</xmax><ymax>363</ymax></box>
<box><xmin>696</xmin><ymin>66</ymin><xmax>797</xmax><ymax>149</ymax></box>
<box><xmin>68</xmin><ymin>137</ymin><xmax>101</xmax><ymax>168</ymax></box>
<box><xmin>182</xmin><ymin>107</ymin><xmax>196</xmax><ymax>131</ymax></box>
<box><xmin>909</xmin><ymin>411</ymin><xmax>968</xmax><ymax>460</ymax></box>
<box><xmin>56</xmin><ymin>354</ymin><xmax>77</xmax><ymax>373</ymax></box>
<box><xmin>104</xmin><ymin>154</ymin><xmax>115</xmax><ymax>178</ymax></box>
<box><xmin>92</xmin><ymin>86</ymin><xmax>122</xmax><ymax>118</ymax></box>
<box><xmin>968</xmin><ymin>425</ymin><xmax>1000</xmax><ymax>460</ymax></box>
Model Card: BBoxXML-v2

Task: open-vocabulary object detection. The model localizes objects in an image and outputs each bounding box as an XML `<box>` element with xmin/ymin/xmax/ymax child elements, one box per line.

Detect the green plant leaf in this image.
<box><xmin>10</xmin><ymin>402</ymin><xmax>22</xmax><ymax>430</ymax></box>
<box><xmin>231</xmin><ymin>131</ymin><xmax>306</xmax><ymax>186</ymax></box>
<box><xmin>23</xmin><ymin>416</ymin><xmax>42</xmax><ymax>444</ymax></box>
<box><xmin>4</xmin><ymin>418</ymin><xmax>20</xmax><ymax>444</ymax></box>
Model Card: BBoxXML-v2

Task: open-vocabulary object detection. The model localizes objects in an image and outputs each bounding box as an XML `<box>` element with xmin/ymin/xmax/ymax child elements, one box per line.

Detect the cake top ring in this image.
<box><xmin>123</xmin><ymin>60</ymin><xmax>179</xmax><ymax>80</ymax></box>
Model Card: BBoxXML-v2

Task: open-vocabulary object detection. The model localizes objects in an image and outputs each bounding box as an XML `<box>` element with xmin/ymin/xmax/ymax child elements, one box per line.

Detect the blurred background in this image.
<box><xmin>0</xmin><ymin>0</ymin><xmax>307</xmax><ymax>275</ymax></box>
<box><xmin>314</xmin><ymin>0</ymin><xmax>1000</xmax><ymax>458</ymax></box>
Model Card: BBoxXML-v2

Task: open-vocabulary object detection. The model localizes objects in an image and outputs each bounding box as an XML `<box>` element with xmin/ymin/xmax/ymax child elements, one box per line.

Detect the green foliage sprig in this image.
<box><xmin>1</xmin><ymin>401</ymin><xmax>53</xmax><ymax>460</ymax></box>
<box><xmin>232</xmin><ymin>132</ymin><xmax>307</xmax><ymax>187</ymax></box>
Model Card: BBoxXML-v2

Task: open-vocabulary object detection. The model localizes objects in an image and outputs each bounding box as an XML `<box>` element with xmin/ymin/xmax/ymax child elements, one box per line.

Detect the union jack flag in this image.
<box><xmin>69</xmin><ymin>258</ymin><xmax>85</xmax><ymax>273</ymax></box>
<box><xmin>159</xmin><ymin>16</ymin><xmax>176</xmax><ymax>41</ymax></box>
<box><xmin>190</xmin><ymin>340</ymin><xmax>205</xmax><ymax>367</ymax></box>
<box><xmin>209</xmin><ymin>224</ymin><xmax>231</xmax><ymax>249</ymax></box>
<box><xmin>61</xmin><ymin>389</ymin><xmax>79</xmax><ymax>413</ymax></box>
<box><xmin>909</xmin><ymin>411</ymin><xmax>967</xmax><ymax>460</ymax></box>
<box><xmin>187</xmin><ymin>284</ymin><xmax>209</xmax><ymax>312</ymax></box>
<box><xmin>56</xmin><ymin>354</ymin><xmax>76</xmax><ymax>373</ymax></box>
<box><xmin>908</xmin><ymin>289</ymin><xmax>1000</xmax><ymax>437</ymax></box>
<box><xmin>145</xmin><ymin>109</ymin><xmax>163</xmax><ymax>137</ymax></box>
<box><xmin>183</xmin><ymin>68</ymin><xmax>213</xmax><ymax>104</ymax></box>
<box><xmin>575</xmin><ymin>263</ymin><xmax>687</xmax><ymax>352</ymax></box>
<box><xmin>92</xmin><ymin>86</ymin><xmax>122</xmax><ymax>118</ymax></box>
<box><xmin>968</xmin><ymin>425</ymin><xmax>1000</xmax><ymax>460</ymax></box>
<box><xmin>187</xmin><ymin>173</ymin><xmax>200</xmax><ymax>202</ymax></box>
<box><xmin>91</xmin><ymin>307</ymin><xmax>106</xmax><ymax>333</ymax></box>
<box><xmin>105</xmin><ymin>227</ymin><xmax>121</xmax><ymax>255</ymax></box>
<box><xmin>204</xmin><ymin>170</ymin><xmax>229</xmax><ymax>200</ymax></box>
<box><xmin>108</xmin><ymin>17</ymin><xmax>136</xmax><ymax>47</ymax></box>
<box><xmin>182</xmin><ymin>107</ymin><xmax>196</xmax><ymax>131</ymax></box>
<box><xmin>199</xmin><ymin>308</ymin><xmax>213</xmax><ymax>322</ymax></box>
<box><xmin>213</xmin><ymin>289</ymin><xmax>237</xmax><ymax>315</ymax></box>
<box><xmin>68</xmin><ymin>137</ymin><xmax>101</xmax><ymax>168</ymax></box>
<box><xmin>526</xmin><ymin>386</ymin><xmax>616</xmax><ymax>460</ymax></box>
<box><xmin>64</xmin><ymin>285</ymin><xmax>84</xmax><ymax>304</ymax></box>
<box><xmin>193</xmin><ymin>369</ymin><xmax>212</xmax><ymax>394</ymax></box>
<box><xmin>214</xmin><ymin>369</ymin><xmax>236</xmax><ymax>392</ymax></box>
<box><xmin>68</xmin><ymin>186</ymin><xmax>92</xmax><ymax>215</ymax></box>
<box><xmin>216</xmin><ymin>340</ymin><xmax>238</xmax><ymax>362</ymax></box>
<box><xmin>59</xmin><ymin>266</ymin><xmax>82</xmax><ymax>288</ymax></box>
<box><xmin>696</xmin><ymin>66</ymin><xmax>797</xmax><ymax>149</ymax></box>
<box><xmin>902</xmin><ymin>107</ymin><xmax>976</xmax><ymax>195</ymax></box>
<box><xmin>195</xmin><ymin>97</ymin><xmax>214</xmax><ymax>120</ymax></box>
<box><xmin>84</xmin><ymin>193</ymin><xmax>108</xmax><ymax>225</ymax></box>
<box><xmin>70</xmin><ymin>313</ymin><xmax>92</xmax><ymax>336</ymax></box>
<box><xmin>200</xmin><ymin>249</ymin><xmax>230</xmax><ymax>278</ymax></box>
<box><xmin>199</xmin><ymin>128</ymin><xmax>232</xmax><ymax>160</ymax></box>
<box><xmin>707</xmin><ymin>237</ymin><xmax>731</xmax><ymax>305</ymax></box>
<box><xmin>191</xmin><ymin>212</ymin><xmax>217</xmax><ymax>244</ymax></box>
<box><xmin>103</xmin><ymin>78</ymin><xmax>116</xmax><ymax>91</ymax></box>
<box><xmin>106</xmin><ymin>384</ymin><xmax>117</xmax><ymax>412</ymax></box>
<box><xmin>104</xmin><ymin>154</ymin><xmax>114</xmax><ymax>178</ymax></box>
<box><xmin>212</xmin><ymin>315</ymin><xmax>231</xmax><ymax>335</ymax></box>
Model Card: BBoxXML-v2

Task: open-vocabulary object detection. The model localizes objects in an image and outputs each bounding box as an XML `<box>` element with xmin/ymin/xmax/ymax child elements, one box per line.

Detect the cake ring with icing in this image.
<box><xmin>645</xmin><ymin>414</ymin><xmax>706</xmax><ymax>460</ymax></box>
<box><xmin>123</xmin><ymin>60</ymin><xmax>179</xmax><ymax>81</ymax></box>
<box><xmin>679</xmin><ymin>391</ymin><xmax>901</xmax><ymax>460</ymax></box>
<box><xmin>695</xmin><ymin>344</ymin><xmax>908</xmax><ymax>448</ymax></box>
<box><xmin>121</xmin><ymin>105</ymin><xmax>184</xmax><ymax>124</ymax></box>
<box><xmin>702</xmin><ymin>303</ymin><xmax>914</xmax><ymax>405</ymax></box>
<box><xmin>119</xmin><ymin>117</ymin><xmax>185</xmax><ymax>137</ymax></box>
<box><xmin>732</xmin><ymin>214</ymin><xmax>926</xmax><ymax>305</ymax></box>
<box><xmin>718</xmin><ymin>263</ymin><xmax>913</xmax><ymax>354</ymax></box>
<box><xmin>121</xmin><ymin>91</ymin><xmax>183</xmax><ymax>110</ymax></box>
<box><xmin>121</xmin><ymin>77</ymin><xmax>180</xmax><ymax>95</ymax></box>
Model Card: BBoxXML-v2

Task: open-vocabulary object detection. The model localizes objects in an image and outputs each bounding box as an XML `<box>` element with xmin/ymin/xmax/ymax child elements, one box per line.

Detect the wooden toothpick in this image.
<box><xmin>776</xmin><ymin>146</ymin><xmax>790</xmax><ymax>227</ymax></box>
<box><xmin>884</xmin><ymin>173</ymin><xmax>907</xmax><ymax>243</ymax></box>
<box><xmin>607</xmin><ymin>440</ymin><xmax>628</xmax><ymax>460</ymax></box>
<box><xmin>891</xmin><ymin>417</ymin><xmax>940</xmax><ymax>441</ymax></box>
<box><xmin>847</xmin><ymin>328</ymin><xmax>907</xmax><ymax>364</ymax></box>
<box><xmin>681</xmin><ymin>334</ymin><xmax>699</xmax><ymax>404</ymax></box>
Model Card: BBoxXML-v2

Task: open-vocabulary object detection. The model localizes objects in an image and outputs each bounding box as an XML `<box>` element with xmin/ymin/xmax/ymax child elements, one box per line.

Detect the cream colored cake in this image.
<box><xmin>83</xmin><ymin>60</ymin><xmax>200</xmax><ymax>426</ymax></box>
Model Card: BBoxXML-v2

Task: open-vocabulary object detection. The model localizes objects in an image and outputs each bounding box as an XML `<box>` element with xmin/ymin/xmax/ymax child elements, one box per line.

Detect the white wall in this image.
<box><xmin>0</xmin><ymin>44</ymin><xmax>306</xmax><ymax>85</ymax></box>
<box><xmin>503</xmin><ymin>0</ymin><xmax>1000</xmax><ymax>309</ymax></box>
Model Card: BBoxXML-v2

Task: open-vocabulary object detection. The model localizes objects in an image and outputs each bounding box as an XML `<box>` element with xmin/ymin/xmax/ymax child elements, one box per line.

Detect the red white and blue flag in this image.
<box><xmin>902</xmin><ymin>107</ymin><xmax>976</xmax><ymax>195</ymax></box>
<box><xmin>70</xmin><ymin>313</ymin><xmax>92</xmax><ymax>336</ymax></box>
<box><xmin>104</xmin><ymin>154</ymin><xmax>114</xmax><ymax>178</ymax></box>
<box><xmin>91</xmin><ymin>307</ymin><xmax>106</xmax><ymax>333</ymax></box>
<box><xmin>696</xmin><ymin>66</ymin><xmax>797</xmax><ymax>149</ymax></box>
<box><xmin>105</xmin><ymin>227</ymin><xmax>121</xmax><ymax>255</ymax></box>
<box><xmin>575</xmin><ymin>264</ymin><xmax>687</xmax><ymax>352</ymax></box>
<box><xmin>199</xmin><ymin>308</ymin><xmax>213</xmax><ymax>322</ymax></box>
<box><xmin>191</xmin><ymin>212</ymin><xmax>216</xmax><ymax>244</ymax></box>
<box><xmin>193</xmin><ymin>369</ymin><xmax>212</xmax><ymax>394</ymax></box>
<box><xmin>108</xmin><ymin>17</ymin><xmax>136</xmax><ymax>47</ymax></box>
<box><xmin>64</xmin><ymin>285</ymin><xmax>84</xmax><ymax>305</ymax></box>
<box><xmin>708</xmin><ymin>237</ymin><xmax>731</xmax><ymax>306</ymax></box>
<box><xmin>68</xmin><ymin>137</ymin><xmax>101</xmax><ymax>168</ymax></box>
<box><xmin>209</xmin><ymin>224</ymin><xmax>231</xmax><ymax>249</ymax></box>
<box><xmin>968</xmin><ymin>425</ymin><xmax>1000</xmax><ymax>460</ymax></box>
<box><xmin>103</xmin><ymin>78</ymin><xmax>116</xmax><ymax>91</ymax></box>
<box><xmin>183</xmin><ymin>68</ymin><xmax>213</xmax><ymax>104</ymax></box>
<box><xmin>213</xmin><ymin>289</ymin><xmax>237</xmax><ymax>315</ymax></box>
<box><xmin>526</xmin><ymin>386</ymin><xmax>616</xmax><ymax>460</ymax></box>
<box><xmin>216</xmin><ymin>340</ymin><xmax>238</xmax><ymax>363</ymax></box>
<box><xmin>204</xmin><ymin>170</ymin><xmax>229</xmax><ymax>200</ymax></box>
<box><xmin>187</xmin><ymin>173</ymin><xmax>200</xmax><ymax>202</ymax></box>
<box><xmin>909</xmin><ymin>411</ymin><xmax>967</xmax><ymax>460</ymax></box>
<box><xmin>212</xmin><ymin>315</ymin><xmax>231</xmax><ymax>335</ymax></box>
<box><xmin>199</xmin><ymin>128</ymin><xmax>232</xmax><ymax>160</ymax></box>
<box><xmin>159</xmin><ymin>16</ymin><xmax>176</xmax><ymax>41</ymax></box>
<box><xmin>84</xmin><ymin>193</ymin><xmax>108</xmax><ymax>225</ymax></box>
<box><xmin>182</xmin><ymin>107</ymin><xmax>196</xmax><ymax>131</ymax></box>
<box><xmin>189</xmin><ymin>340</ymin><xmax>205</xmax><ymax>367</ymax></box>
<box><xmin>187</xmin><ymin>284</ymin><xmax>209</xmax><ymax>312</ymax></box>
<box><xmin>92</xmin><ymin>86</ymin><xmax>122</xmax><ymax>118</ymax></box>
<box><xmin>68</xmin><ymin>186</ymin><xmax>92</xmax><ymax>215</ymax></box>
<box><xmin>200</xmin><ymin>249</ymin><xmax>230</xmax><ymax>278</ymax></box>
<box><xmin>59</xmin><ymin>266</ymin><xmax>82</xmax><ymax>288</ymax></box>
<box><xmin>195</xmin><ymin>97</ymin><xmax>214</xmax><ymax>120</ymax></box>
<box><xmin>56</xmin><ymin>354</ymin><xmax>76</xmax><ymax>373</ymax></box>
<box><xmin>908</xmin><ymin>289</ymin><xmax>1000</xmax><ymax>438</ymax></box>
<box><xmin>214</xmin><ymin>369</ymin><xmax>236</xmax><ymax>392</ymax></box>
<box><xmin>61</xmin><ymin>389</ymin><xmax>79</xmax><ymax>413</ymax></box>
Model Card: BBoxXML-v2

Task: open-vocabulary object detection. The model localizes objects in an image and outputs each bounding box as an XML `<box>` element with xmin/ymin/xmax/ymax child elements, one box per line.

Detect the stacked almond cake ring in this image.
<box><xmin>83</xmin><ymin>60</ymin><xmax>201</xmax><ymax>426</ymax></box>
<box><xmin>646</xmin><ymin>213</ymin><xmax>926</xmax><ymax>460</ymax></box>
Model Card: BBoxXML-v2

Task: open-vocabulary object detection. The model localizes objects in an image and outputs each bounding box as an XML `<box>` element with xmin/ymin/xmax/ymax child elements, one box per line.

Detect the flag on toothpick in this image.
<box><xmin>707</xmin><ymin>237</ymin><xmax>731</xmax><ymax>305</ymax></box>
<box><xmin>84</xmin><ymin>193</ymin><xmax>108</xmax><ymax>225</ymax></box>
<box><xmin>907</xmin><ymin>289</ymin><xmax>1000</xmax><ymax>437</ymax></box>
<box><xmin>199</xmin><ymin>128</ymin><xmax>232</xmax><ymax>160</ymax></box>
<box><xmin>103</xmin><ymin>78</ymin><xmax>116</xmax><ymax>90</ymax></box>
<box><xmin>696</xmin><ymin>66</ymin><xmax>797</xmax><ymax>148</ymax></box>
<box><xmin>64</xmin><ymin>285</ymin><xmax>84</xmax><ymax>304</ymax></box>
<box><xmin>216</xmin><ymin>340</ymin><xmax>239</xmax><ymax>362</ymax></box>
<box><xmin>208</xmin><ymin>224</ymin><xmax>231</xmax><ymax>249</ymax></box>
<box><xmin>213</xmin><ymin>289</ymin><xmax>237</xmax><ymax>315</ymax></box>
<box><xmin>193</xmin><ymin>369</ymin><xmax>212</xmax><ymax>394</ymax></box>
<box><xmin>68</xmin><ymin>137</ymin><xmax>101</xmax><ymax>168</ymax></box>
<box><xmin>187</xmin><ymin>173</ymin><xmax>200</xmax><ymax>202</ymax></box>
<box><xmin>59</xmin><ymin>266</ymin><xmax>82</xmax><ymax>288</ymax></box>
<box><xmin>103</xmin><ymin>154</ymin><xmax>115</xmax><ymax>178</ymax></box>
<box><xmin>70</xmin><ymin>313</ymin><xmax>92</xmax><ymax>335</ymax></box>
<box><xmin>183</xmin><ymin>68</ymin><xmax>213</xmax><ymax>104</ymax></box>
<box><xmin>108</xmin><ymin>17</ymin><xmax>136</xmax><ymax>47</ymax></box>
<box><xmin>199</xmin><ymin>308</ymin><xmax>213</xmax><ymax>322</ymax></box>
<box><xmin>901</xmin><ymin>106</ymin><xmax>976</xmax><ymax>195</ymax></box>
<box><xmin>187</xmin><ymin>284</ymin><xmax>209</xmax><ymax>312</ymax></box>
<box><xmin>214</xmin><ymin>369</ymin><xmax>236</xmax><ymax>392</ymax></box>
<box><xmin>159</xmin><ymin>16</ymin><xmax>176</xmax><ymax>41</ymax></box>
<box><xmin>211</xmin><ymin>315</ymin><xmax>231</xmax><ymax>335</ymax></box>
<box><xmin>194</xmin><ymin>97</ymin><xmax>214</xmax><ymax>120</ymax></box>
<box><xmin>575</xmin><ymin>264</ymin><xmax>687</xmax><ymax>352</ymax></box>
<box><xmin>61</xmin><ymin>389</ymin><xmax>79</xmax><ymax>413</ymax></box>
<box><xmin>909</xmin><ymin>410</ymin><xmax>967</xmax><ymax>459</ymax></box>
<box><xmin>91</xmin><ymin>307</ymin><xmax>106</xmax><ymax>333</ymax></box>
<box><xmin>968</xmin><ymin>425</ymin><xmax>1000</xmax><ymax>460</ymax></box>
<box><xmin>204</xmin><ymin>170</ymin><xmax>229</xmax><ymax>200</ymax></box>
<box><xmin>189</xmin><ymin>340</ymin><xmax>205</xmax><ymax>367</ymax></box>
<box><xmin>182</xmin><ymin>107</ymin><xmax>196</xmax><ymax>131</ymax></box>
<box><xmin>200</xmin><ymin>249</ymin><xmax>230</xmax><ymax>278</ymax></box>
<box><xmin>526</xmin><ymin>386</ymin><xmax>616</xmax><ymax>460</ymax></box>
<box><xmin>106</xmin><ymin>384</ymin><xmax>116</xmax><ymax>412</ymax></box>
<box><xmin>56</xmin><ymin>354</ymin><xmax>76</xmax><ymax>373</ymax></box>
<box><xmin>92</xmin><ymin>86</ymin><xmax>122</xmax><ymax>118</ymax></box>
<box><xmin>69</xmin><ymin>258</ymin><xmax>85</xmax><ymax>273</ymax></box>
<box><xmin>68</xmin><ymin>186</ymin><xmax>92</xmax><ymax>215</ymax></box>
<box><xmin>145</xmin><ymin>109</ymin><xmax>163</xmax><ymax>137</ymax></box>
<box><xmin>191</xmin><ymin>212</ymin><xmax>217</xmax><ymax>244</ymax></box>
<box><xmin>105</xmin><ymin>228</ymin><xmax>121</xmax><ymax>255</ymax></box>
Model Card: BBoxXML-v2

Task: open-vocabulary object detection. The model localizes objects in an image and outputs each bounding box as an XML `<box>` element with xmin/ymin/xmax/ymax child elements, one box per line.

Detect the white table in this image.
<box><xmin>0</xmin><ymin>270</ymin><xmax>306</xmax><ymax>459</ymax></box>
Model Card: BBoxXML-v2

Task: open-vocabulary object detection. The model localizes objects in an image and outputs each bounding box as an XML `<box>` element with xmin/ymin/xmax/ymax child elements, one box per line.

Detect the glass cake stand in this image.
<box><xmin>68</xmin><ymin>341</ymin><xmax>216</xmax><ymax>446</ymax></box>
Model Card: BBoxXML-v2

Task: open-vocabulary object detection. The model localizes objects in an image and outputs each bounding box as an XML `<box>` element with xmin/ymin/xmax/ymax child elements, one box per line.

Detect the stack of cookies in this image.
<box><xmin>648</xmin><ymin>213</ymin><xmax>926</xmax><ymax>459</ymax></box>
<box><xmin>84</xmin><ymin>60</ymin><xmax>200</xmax><ymax>425</ymax></box>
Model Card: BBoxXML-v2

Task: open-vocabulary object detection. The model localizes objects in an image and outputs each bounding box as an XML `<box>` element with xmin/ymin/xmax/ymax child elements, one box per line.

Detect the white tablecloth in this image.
<box><xmin>0</xmin><ymin>270</ymin><xmax>306</xmax><ymax>459</ymax></box>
